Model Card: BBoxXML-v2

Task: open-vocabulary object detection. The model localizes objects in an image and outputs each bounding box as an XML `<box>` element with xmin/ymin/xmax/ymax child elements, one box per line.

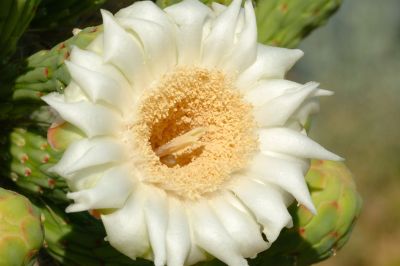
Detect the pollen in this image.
<box><xmin>125</xmin><ymin>67</ymin><xmax>256</xmax><ymax>200</ymax></box>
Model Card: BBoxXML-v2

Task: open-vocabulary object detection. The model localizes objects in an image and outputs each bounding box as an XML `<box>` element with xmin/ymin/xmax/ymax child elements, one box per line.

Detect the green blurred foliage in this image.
<box><xmin>290</xmin><ymin>0</ymin><xmax>400</xmax><ymax>265</ymax></box>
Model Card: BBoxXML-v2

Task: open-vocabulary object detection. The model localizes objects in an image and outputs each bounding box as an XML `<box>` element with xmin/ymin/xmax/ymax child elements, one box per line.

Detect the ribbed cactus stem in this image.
<box><xmin>0</xmin><ymin>188</ymin><xmax>44</xmax><ymax>266</ymax></box>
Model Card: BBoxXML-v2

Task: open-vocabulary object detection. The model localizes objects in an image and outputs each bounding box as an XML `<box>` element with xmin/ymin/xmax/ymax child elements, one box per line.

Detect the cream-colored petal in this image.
<box><xmin>115</xmin><ymin>0</ymin><xmax>172</xmax><ymax>29</ymax></box>
<box><xmin>253</xmin><ymin>82</ymin><xmax>318</xmax><ymax>127</ymax></box>
<box><xmin>42</xmin><ymin>93</ymin><xmax>121</xmax><ymax>138</ymax></box>
<box><xmin>220</xmin><ymin>0</ymin><xmax>257</xmax><ymax>73</ymax></box>
<box><xmin>102</xmin><ymin>10</ymin><xmax>150</xmax><ymax>89</ymax></box>
<box><xmin>119</xmin><ymin>18</ymin><xmax>176</xmax><ymax>79</ymax></box>
<box><xmin>201</xmin><ymin>0</ymin><xmax>242</xmax><ymax>67</ymax></box>
<box><xmin>288</xmin><ymin>98</ymin><xmax>320</xmax><ymax>127</ymax></box>
<box><xmin>66</xmin><ymin>166</ymin><xmax>133</xmax><ymax>212</ymax></box>
<box><xmin>244</xmin><ymin>79</ymin><xmax>302</xmax><ymax>106</ymax></box>
<box><xmin>211</xmin><ymin>2</ymin><xmax>227</xmax><ymax>14</ymax></box>
<box><xmin>101</xmin><ymin>186</ymin><xmax>150</xmax><ymax>259</ymax></box>
<box><xmin>237</xmin><ymin>45</ymin><xmax>304</xmax><ymax>90</ymax></box>
<box><xmin>248</xmin><ymin>153</ymin><xmax>316</xmax><ymax>213</ymax></box>
<box><xmin>166</xmin><ymin>198</ymin><xmax>191</xmax><ymax>266</ymax></box>
<box><xmin>69</xmin><ymin>47</ymin><xmax>132</xmax><ymax>94</ymax></box>
<box><xmin>189</xmin><ymin>200</ymin><xmax>248</xmax><ymax>266</ymax></box>
<box><xmin>65</xmin><ymin>61</ymin><xmax>133</xmax><ymax>114</ymax></box>
<box><xmin>211</xmin><ymin>192</ymin><xmax>269</xmax><ymax>258</ymax></box>
<box><xmin>259</xmin><ymin>127</ymin><xmax>343</xmax><ymax>160</ymax></box>
<box><xmin>50</xmin><ymin>137</ymin><xmax>125</xmax><ymax>177</ymax></box>
<box><xmin>165</xmin><ymin>0</ymin><xmax>211</xmax><ymax>65</ymax></box>
<box><xmin>230</xmin><ymin>178</ymin><xmax>292</xmax><ymax>242</ymax></box>
<box><xmin>144</xmin><ymin>186</ymin><xmax>168</xmax><ymax>266</ymax></box>
<box><xmin>86</xmin><ymin>33</ymin><xmax>103</xmax><ymax>54</ymax></box>
<box><xmin>63</xmin><ymin>81</ymin><xmax>87</xmax><ymax>102</ymax></box>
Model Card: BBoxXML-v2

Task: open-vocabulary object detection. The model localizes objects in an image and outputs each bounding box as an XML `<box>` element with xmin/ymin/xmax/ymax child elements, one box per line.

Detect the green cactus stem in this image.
<box><xmin>0</xmin><ymin>188</ymin><xmax>44</xmax><ymax>266</ymax></box>
<box><xmin>0</xmin><ymin>0</ymin><xmax>41</xmax><ymax>63</ymax></box>
<box><xmin>0</xmin><ymin>26</ymin><xmax>102</xmax><ymax>125</ymax></box>
<box><xmin>2</xmin><ymin>128</ymin><xmax>68</xmax><ymax>204</ymax></box>
<box><xmin>156</xmin><ymin>0</ymin><xmax>342</xmax><ymax>48</ymax></box>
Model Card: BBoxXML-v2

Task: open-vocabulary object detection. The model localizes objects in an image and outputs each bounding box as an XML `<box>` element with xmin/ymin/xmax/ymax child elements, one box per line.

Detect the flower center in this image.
<box><xmin>128</xmin><ymin>67</ymin><xmax>256</xmax><ymax>199</ymax></box>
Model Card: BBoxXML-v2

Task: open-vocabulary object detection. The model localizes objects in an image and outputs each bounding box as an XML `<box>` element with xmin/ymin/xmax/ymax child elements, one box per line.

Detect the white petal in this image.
<box><xmin>70</xmin><ymin>47</ymin><xmax>131</xmax><ymax>92</ymax></box>
<box><xmin>313</xmin><ymin>89</ymin><xmax>334</xmax><ymax>97</ymax></box>
<box><xmin>101</xmin><ymin>186</ymin><xmax>150</xmax><ymax>259</ymax></box>
<box><xmin>253</xmin><ymin>82</ymin><xmax>318</xmax><ymax>127</ymax></box>
<box><xmin>86</xmin><ymin>34</ymin><xmax>104</xmax><ymax>54</ymax></box>
<box><xmin>247</xmin><ymin>154</ymin><xmax>315</xmax><ymax>213</ymax></box>
<box><xmin>259</xmin><ymin>127</ymin><xmax>343</xmax><ymax>160</ymax></box>
<box><xmin>50</xmin><ymin>137</ymin><xmax>125</xmax><ymax>177</ymax></box>
<box><xmin>65</xmin><ymin>61</ymin><xmax>133</xmax><ymax>113</ymax></box>
<box><xmin>211</xmin><ymin>192</ymin><xmax>269</xmax><ymax>258</ymax></box>
<box><xmin>166</xmin><ymin>198</ymin><xmax>191</xmax><ymax>266</ymax></box>
<box><xmin>189</xmin><ymin>200</ymin><xmax>248</xmax><ymax>266</ymax></box>
<box><xmin>42</xmin><ymin>93</ymin><xmax>121</xmax><ymax>137</ymax></box>
<box><xmin>118</xmin><ymin>18</ymin><xmax>176</xmax><ymax>78</ymax></box>
<box><xmin>116</xmin><ymin>0</ymin><xmax>171</xmax><ymax>28</ymax></box>
<box><xmin>144</xmin><ymin>187</ymin><xmax>168</xmax><ymax>266</ymax></box>
<box><xmin>201</xmin><ymin>0</ymin><xmax>242</xmax><ymax>67</ymax></box>
<box><xmin>289</xmin><ymin>98</ymin><xmax>320</xmax><ymax>127</ymax></box>
<box><xmin>63</xmin><ymin>81</ymin><xmax>87</xmax><ymax>102</ymax></box>
<box><xmin>230</xmin><ymin>178</ymin><xmax>292</xmax><ymax>242</ymax></box>
<box><xmin>165</xmin><ymin>0</ymin><xmax>211</xmax><ymax>65</ymax></box>
<box><xmin>102</xmin><ymin>10</ymin><xmax>150</xmax><ymax>89</ymax></box>
<box><xmin>211</xmin><ymin>2</ymin><xmax>227</xmax><ymax>14</ymax></box>
<box><xmin>244</xmin><ymin>79</ymin><xmax>302</xmax><ymax>106</ymax></box>
<box><xmin>237</xmin><ymin>45</ymin><xmax>304</xmax><ymax>90</ymax></box>
<box><xmin>220</xmin><ymin>0</ymin><xmax>257</xmax><ymax>73</ymax></box>
<box><xmin>66</xmin><ymin>166</ymin><xmax>133</xmax><ymax>212</ymax></box>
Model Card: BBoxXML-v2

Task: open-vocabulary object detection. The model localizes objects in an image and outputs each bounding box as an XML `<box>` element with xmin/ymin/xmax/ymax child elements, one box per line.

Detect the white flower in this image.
<box><xmin>43</xmin><ymin>0</ymin><xmax>342</xmax><ymax>265</ymax></box>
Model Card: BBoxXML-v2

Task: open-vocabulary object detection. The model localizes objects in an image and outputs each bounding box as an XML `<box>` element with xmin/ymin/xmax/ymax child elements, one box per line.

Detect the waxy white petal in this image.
<box><xmin>66</xmin><ymin>166</ymin><xmax>133</xmax><ymax>212</ymax></box>
<box><xmin>201</xmin><ymin>0</ymin><xmax>242</xmax><ymax>67</ymax></box>
<box><xmin>244</xmin><ymin>79</ymin><xmax>302</xmax><ymax>106</ymax></box>
<box><xmin>116</xmin><ymin>0</ymin><xmax>172</xmax><ymax>29</ymax></box>
<box><xmin>42</xmin><ymin>93</ymin><xmax>121</xmax><ymax>137</ymax></box>
<box><xmin>220</xmin><ymin>0</ymin><xmax>257</xmax><ymax>73</ymax></box>
<box><xmin>101</xmin><ymin>186</ymin><xmax>150</xmax><ymax>259</ymax></box>
<box><xmin>65</xmin><ymin>61</ymin><xmax>133</xmax><ymax>113</ymax></box>
<box><xmin>230</xmin><ymin>178</ymin><xmax>292</xmax><ymax>242</ymax></box>
<box><xmin>166</xmin><ymin>198</ymin><xmax>191</xmax><ymax>266</ymax></box>
<box><xmin>211</xmin><ymin>193</ymin><xmax>269</xmax><ymax>258</ymax></box>
<box><xmin>259</xmin><ymin>127</ymin><xmax>343</xmax><ymax>160</ymax></box>
<box><xmin>237</xmin><ymin>45</ymin><xmax>304</xmax><ymax>90</ymax></box>
<box><xmin>50</xmin><ymin>137</ymin><xmax>125</xmax><ymax>177</ymax></box>
<box><xmin>102</xmin><ymin>10</ymin><xmax>151</xmax><ymax>89</ymax></box>
<box><xmin>189</xmin><ymin>200</ymin><xmax>248</xmax><ymax>266</ymax></box>
<box><xmin>144</xmin><ymin>187</ymin><xmax>168</xmax><ymax>266</ymax></box>
<box><xmin>118</xmin><ymin>18</ymin><xmax>176</xmax><ymax>78</ymax></box>
<box><xmin>165</xmin><ymin>0</ymin><xmax>211</xmax><ymax>65</ymax></box>
<box><xmin>253</xmin><ymin>82</ymin><xmax>318</xmax><ymax>127</ymax></box>
<box><xmin>248</xmin><ymin>154</ymin><xmax>316</xmax><ymax>213</ymax></box>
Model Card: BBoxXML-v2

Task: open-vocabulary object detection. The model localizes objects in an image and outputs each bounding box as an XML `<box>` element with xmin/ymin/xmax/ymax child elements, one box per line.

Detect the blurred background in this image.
<box><xmin>290</xmin><ymin>0</ymin><xmax>400</xmax><ymax>265</ymax></box>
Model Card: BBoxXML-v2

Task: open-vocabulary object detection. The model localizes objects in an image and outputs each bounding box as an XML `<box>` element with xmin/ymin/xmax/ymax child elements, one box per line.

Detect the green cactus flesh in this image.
<box><xmin>0</xmin><ymin>26</ymin><xmax>101</xmax><ymax>125</ymax></box>
<box><xmin>0</xmin><ymin>188</ymin><xmax>44</xmax><ymax>266</ymax></box>
<box><xmin>156</xmin><ymin>0</ymin><xmax>342</xmax><ymax>48</ymax></box>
